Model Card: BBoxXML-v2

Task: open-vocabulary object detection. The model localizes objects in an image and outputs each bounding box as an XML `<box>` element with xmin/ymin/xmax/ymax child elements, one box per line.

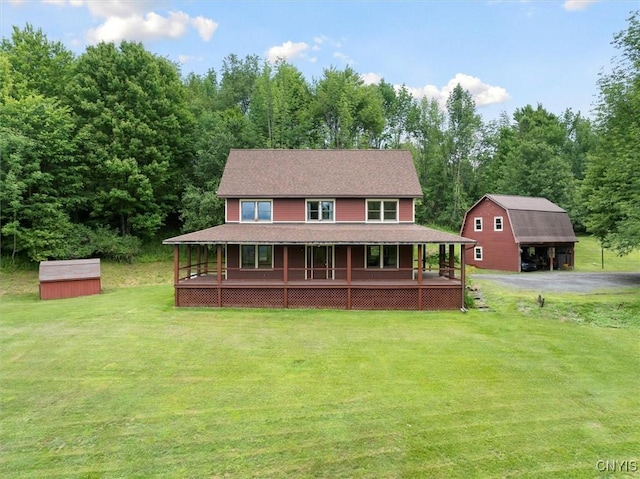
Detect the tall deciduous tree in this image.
<box><xmin>69</xmin><ymin>41</ymin><xmax>195</xmax><ymax>237</ymax></box>
<box><xmin>311</xmin><ymin>66</ymin><xmax>385</xmax><ymax>148</ymax></box>
<box><xmin>250</xmin><ymin>60</ymin><xmax>312</xmax><ymax>148</ymax></box>
<box><xmin>218</xmin><ymin>54</ymin><xmax>260</xmax><ymax>114</ymax></box>
<box><xmin>408</xmin><ymin>96</ymin><xmax>448</xmax><ymax>225</ymax></box>
<box><xmin>582</xmin><ymin>11</ymin><xmax>640</xmax><ymax>254</ymax></box>
<box><xmin>375</xmin><ymin>81</ymin><xmax>416</xmax><ymax>149</ymax></box>
<box><xmin>485</xmin><ymin>104</ymin><xmax>575</xmax><ymax>211</ymax></box>
<box><xmin>0</xmin><ymin>95</ymin><xmax>82</xmax><ymax>261</ymax></box>
<box><xmin>0</xmin><ymin>24</ymin><xmax>75</xmax><ymax>100</ymax></box>
<box><xmin>445</xmin><ymin>84</ymin><xmax>482</xmax><ymax>225</ymax></box>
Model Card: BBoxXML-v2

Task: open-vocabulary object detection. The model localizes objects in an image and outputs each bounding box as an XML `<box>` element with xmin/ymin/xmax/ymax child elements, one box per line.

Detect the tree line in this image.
<box><xmin>1</xmin><ymin>13</ymin><xmax>638</xmax><ymax>262</ymax></box>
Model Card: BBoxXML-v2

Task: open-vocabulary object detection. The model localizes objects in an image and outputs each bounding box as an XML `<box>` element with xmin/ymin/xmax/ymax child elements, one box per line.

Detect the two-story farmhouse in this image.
<box><xmin>460</xmin><ymin>194</ymin><xmax>578</xmax><ymax>272</ymax></box>
<box><xmin>163</xmin><ymin>149</ymin><xmax>476</xmax><ymax>310</ymax></box>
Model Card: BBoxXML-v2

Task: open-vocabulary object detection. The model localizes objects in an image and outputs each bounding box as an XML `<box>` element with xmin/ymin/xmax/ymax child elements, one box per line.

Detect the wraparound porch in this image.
<box><xmin>171</xmin><ymin>243</ymin><xmax>467</xmax><ymax>310</ymax></box>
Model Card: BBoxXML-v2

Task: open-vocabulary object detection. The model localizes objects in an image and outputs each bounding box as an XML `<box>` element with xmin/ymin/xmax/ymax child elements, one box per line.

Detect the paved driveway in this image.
<box><xmin>472</xmin><ymin>271</ymin><xmax>640</xmax><ymax>293</ymax></box>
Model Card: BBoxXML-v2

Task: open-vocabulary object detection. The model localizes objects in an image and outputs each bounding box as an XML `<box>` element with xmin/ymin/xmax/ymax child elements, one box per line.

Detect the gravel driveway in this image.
<box><xmin>472</xmin><ymin>271</ymin><xmax>640</xmax><ymax>293</ymax></box>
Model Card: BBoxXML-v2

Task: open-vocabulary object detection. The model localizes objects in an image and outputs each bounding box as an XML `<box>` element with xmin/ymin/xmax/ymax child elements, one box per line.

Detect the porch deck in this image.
<box><xmin>174</xmin><ymin>271</ymin><xmax>464</xmax><ymax>310</ymax></box>
<box><xmin>177</xmin><ymin>271</ymin><xmax>461</xmax><ymax>288</ymax></box>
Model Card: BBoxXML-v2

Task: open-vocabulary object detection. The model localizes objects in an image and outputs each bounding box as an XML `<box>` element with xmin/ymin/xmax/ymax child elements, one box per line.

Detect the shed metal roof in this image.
<box><xmin>216</xmin><ymin>149</ymin><xmax>423</xmax><ymax>198</ymax></box>
<box><xmin>39</xmin><ymin>258</ymin><xmax>101</xmax><ymax>282</ymax></box>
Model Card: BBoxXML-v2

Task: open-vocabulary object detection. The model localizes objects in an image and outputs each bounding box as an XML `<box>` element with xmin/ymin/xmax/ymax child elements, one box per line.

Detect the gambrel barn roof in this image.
<box><xmin>217</xmin><ymin>149</ymin><xmax>423</xmax><ymax>198</ymax></box>
<box><xmin>465</xmin><ymin>194</ymin><xmax>578</xmax><ymax>244</ymax></box>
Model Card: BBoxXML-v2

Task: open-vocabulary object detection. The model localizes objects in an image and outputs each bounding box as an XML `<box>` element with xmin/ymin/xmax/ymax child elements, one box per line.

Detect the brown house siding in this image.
<box><xmin>336</xmin><ymin>198</ymin><xmax>365</xmax><ymax>222</ymax></box>
<box><xmin>399</xmin><ymin>199</ymin><xmax>414</xmax><ymax>222</ymax></box>
<box><xmin>226</xmin><ymin>199</ymin><xmax>239</xmax><ymax>222</ymax></box>
<box><xmin>461</xmin><ymin>199</ymin><xmax>520</xmax><ymax>271</ymax></box>
<box><xmin>274</xmin><ymin>198</ymin><xmax>305</xmax><ymax>222</ymax></box>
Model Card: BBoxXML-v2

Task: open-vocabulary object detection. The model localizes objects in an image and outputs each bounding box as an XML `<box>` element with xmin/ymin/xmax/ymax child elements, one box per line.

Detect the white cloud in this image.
<box><xmin>266</xmin><ymin>41</ymin><xmax>309</xmax><ymax>62</ymax></box>
<box><xmin>178</xmin><ymin>54</ymin><xmax>202</xmax><ymax>64</ymax></box>
<box><xmin>563</xmin><ymin>0</ymin><xmax>598</xmax><ymax>11</ymax></box>
<box><xmin>333</xmin><ymin>51</ymin><xmax>354</xmax><ymax>65</ymax></box>
<box><xmin>407</xmin><ymin>73</ymin><xmax>510</xmax><ymax>108</ymax></box>
<box><xmin>361</xmin><ymin>72</ymin><xmax>383</xmax><ymax>85</ymax></box>
<box><xmin>41</xmin><ymin>0</ymin><xmax>218</xmax><ymax>44</ymax></box>
<box><xmin>191</xmin><ymin>16</ymin><xmax>217</xmax><ymax>41</ymax></box>
<box><xmin>87</xmin><ymin>11</ymin><xmax>191</xmax><ymax>44</ymax></box>
<box><xmin>313</xmin><ymin>35</ymin><xmax>341</xmax><ymax>49</ymax></box>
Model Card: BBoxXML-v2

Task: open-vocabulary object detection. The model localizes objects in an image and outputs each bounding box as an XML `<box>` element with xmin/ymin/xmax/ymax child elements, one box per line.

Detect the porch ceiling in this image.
<box><xmin>164</xmin><ymin>223</ymin><xmax>476</xmax><ymax>245</ymax></box>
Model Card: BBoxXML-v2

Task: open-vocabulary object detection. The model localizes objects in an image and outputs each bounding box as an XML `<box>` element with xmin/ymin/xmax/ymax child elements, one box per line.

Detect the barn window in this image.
<box><xmin>241</xmin><ymin>245</ymin><xmax>273</xmax><ymax>268</ymax></box>
<box><xmin>494</xmin><ymin>216</ymin><xmax>503</xmax><ymax>231</ymax></box>
<box><xmin>306</xmin><ymin>200</ymin><xmax>334</xmax><ymax>221</ymax></box>
<box><xmin>474</xmin><ymin>217</ymin><xmax>483</xmax><ymax>232</ymax></box>
<box><xmin>366</xmin><ymin>245</ymin><xmax>398</xmax><ymax>268</ymax></box>
<box><xmin>367</xmin><ymin>200</ymin><xmax>398</xmax><ymax>222</ymax></box>
<box><xmin>240</xmin><ymin>200</ymin><xmax>272</xmax><ymax>222</ymax></box>
<box><xmin>474</xmin><ymin>246</ymin><xmax>483</xmax><ymax>261</ymax></box>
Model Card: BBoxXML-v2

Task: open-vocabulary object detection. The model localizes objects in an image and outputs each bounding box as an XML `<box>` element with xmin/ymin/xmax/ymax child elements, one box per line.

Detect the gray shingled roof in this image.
<box><xmin>39</xmin><ymin>259</ymin><xmax>101</xmax><ymax>282</ymax></box>
<box><xmin>216</xmin><ymin>149</ymin><xmax>423</xmax><ymax>198</ymax></box>
<box><xmin>487</xmin><ymin>194</ymin><xmax>566</xmax><ymax>212</ymax></box>
<box><xmin>508</xmin><ymin>210</ymin><xmax>578</xmax><ymax>243</ymax></box>
<box><xmin>164</xmin><ymin>224</ymin><xmax>475</xmax><ymax>245</ymax></box>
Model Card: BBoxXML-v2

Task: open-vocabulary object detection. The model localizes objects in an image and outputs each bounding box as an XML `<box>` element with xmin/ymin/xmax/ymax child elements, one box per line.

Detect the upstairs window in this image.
<box><xmin>241</xmin><ymin>200</ymin><xmax>271</xmax><ymax>222</ymax></box>
<box><xmin>494</xmin><ymin>216</ymin><xmax>503</xmax><ymax>231</ymax></box>
<box><xmin>367</xmin><ymin>200</ymin><xmax>398</xmax><ymax>222</ymax></box>
<box><xmin>307</xmin><ymin>200</ymin><xmax>334</xmax><ymax>222</ymax></box>
<box><xmin>366</xmin><ymin>245</ymin><xmax>398</xmax><ymax>268</ymax></box>
<box><xmin>474</xmin><ymin>217</ymin><xmax>483</xmax><ymax>232</ymax></box>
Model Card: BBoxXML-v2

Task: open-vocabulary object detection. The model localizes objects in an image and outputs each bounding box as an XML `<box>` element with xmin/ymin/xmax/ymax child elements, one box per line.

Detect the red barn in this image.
<box><xmin>164</xmin><ymin>149</ymin><xmax>476</xmax><ymax>310</ymax></box>
<box><xmin>460</xmin><ymin>194</ymin><xmax>577</xmax><ymax>272</ymax></box>
<box><xmin>39</xmin><ymin>258</ymin><xmax>101</xmax><ymax>300</ymax></box>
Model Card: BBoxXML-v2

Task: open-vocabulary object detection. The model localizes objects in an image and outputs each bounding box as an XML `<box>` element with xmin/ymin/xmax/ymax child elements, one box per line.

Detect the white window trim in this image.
<box><xmin>239</xmin><ymin>199</ymin><xmax>273</xmax><ymax>223</ymax></box>
<box><xmin>474</xmin><ymin>217</ymin><xmax>483</xmax><ymax>232</ymax></box>
<box><xmin>365</xmin><ymin>244</ymin><xmax>400</xmax><ymax>269</ymax></box>
<box><xmin>305</xmin><ymin>199</ymin><xmax>336</xmax><ymax>223</ymax></box>
<box><xmin>474</xmin><ymin>246</ymin><xmax>483</xmax><ymax>261</ymax></box>
<box><xmin>239</xmin><ymin>244</ymin><xmax>274</xmax><ymax>269</ymax></box>
<box><xmin>366</xmin><ymin>199</ymin><xmax>399</xmax><ymax>223</ymax></box>
<box><xmin>494</xmin><ymin>216</ymin><xmax>503</xmax><ymax>231</ymax></box>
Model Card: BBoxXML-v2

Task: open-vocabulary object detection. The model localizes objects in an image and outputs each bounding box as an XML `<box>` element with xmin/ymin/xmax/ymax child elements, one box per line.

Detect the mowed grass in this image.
<box><xmin>2</xmin><ymin>283</ymin><xmax>639</xmax><ymax>477</ymax></box>
<box><xmin>573</xmin><ymin>235</ymin><xmax>640</xmax><ymax>272</ymax></box>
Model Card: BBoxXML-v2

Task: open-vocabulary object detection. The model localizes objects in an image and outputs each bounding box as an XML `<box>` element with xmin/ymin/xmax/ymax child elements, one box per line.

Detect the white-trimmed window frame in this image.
<box><xmin>240</xmin><ymin>199</ymin><xmax>273</xmax><ymax>223</ymax></box>
<box><xmin>365</xmin><ymin>244</ymin><xmax>399</xmax><ymax>269</ymax></box>
<box><xmin>474</xmin><ymin>217</ymin><xmax>483</xmax><ymax>232</ymax></box>
<box><xmin>494</xmin><ymin>216</ymin><xmax>503</xmax><ymax>231</ymax></box>
<box><xmin>305</xmin><ymin>199</ymin><xmax>335</xmax><ymax>223</ymax></box>
<box><xmin>240</xmin><ymin>244</ymin><xmax>274</xmax><ymax>269</ymax></box>
<box><xmin>474</xmin><ymin>246</ymin><xmax>483</xmax><ymax>261</ymax></box>
<box><xmin>366</xmin><ymin>199</ymin><xmax>399</xmax><ymax>223</ymax></box>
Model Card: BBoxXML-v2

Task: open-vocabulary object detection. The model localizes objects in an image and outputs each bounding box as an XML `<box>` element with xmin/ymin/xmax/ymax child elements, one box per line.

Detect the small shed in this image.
<box><xmin>39</xmin><ymin>259</ymin><xmax>101</xmax><ymax>300</ymax></box>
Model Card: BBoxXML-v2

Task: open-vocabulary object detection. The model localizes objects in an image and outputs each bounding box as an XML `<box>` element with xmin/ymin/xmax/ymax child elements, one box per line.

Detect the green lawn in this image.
<box><xmin>574</xmin><ymin>235</ymin><xmax>640</xmax><ymax>272</ymax></box>
<box><xmin>1</xmin><ymin>280</ymin><xmax>639</xmax><ymax>477</ymax></box>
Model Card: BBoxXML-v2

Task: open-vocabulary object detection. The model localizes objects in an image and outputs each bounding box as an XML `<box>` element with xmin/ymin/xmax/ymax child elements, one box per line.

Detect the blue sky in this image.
<box><xmin>2</xmin><ymin>0</ymin><xmax>637</xmax><ymax>121</ymax></box>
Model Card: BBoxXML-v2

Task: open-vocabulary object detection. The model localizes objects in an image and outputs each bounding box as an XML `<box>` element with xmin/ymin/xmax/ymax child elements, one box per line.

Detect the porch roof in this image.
<box><xmin>164</xmin><ymin>223</ymin><xmax>476</xmax><ymax>245</ymax></box>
